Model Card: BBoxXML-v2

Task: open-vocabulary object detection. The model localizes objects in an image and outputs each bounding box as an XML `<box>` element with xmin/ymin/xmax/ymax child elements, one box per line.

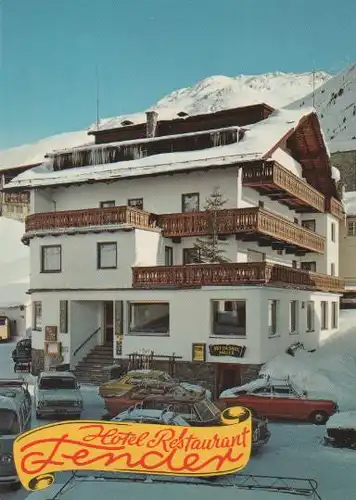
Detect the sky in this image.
<box><xmin>0</xmin><ymin>0</ymin><xmax>355</xmax><ymax>149</ymax></box>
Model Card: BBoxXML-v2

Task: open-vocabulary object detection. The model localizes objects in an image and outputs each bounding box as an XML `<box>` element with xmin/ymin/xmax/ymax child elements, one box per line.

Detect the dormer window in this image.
<box><xmin>121</xmin><ymin>120</ymin><xmax>134</xmax><ymax>126</ymax></box>
<box><xmin>177</xmin><ymin>111</ymin><xmax>189</xmax><ymax>117</ymax></box>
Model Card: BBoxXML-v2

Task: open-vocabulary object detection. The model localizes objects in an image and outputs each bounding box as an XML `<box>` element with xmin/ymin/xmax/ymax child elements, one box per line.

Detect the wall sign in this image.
<box><xmin>59</xmin><ymin>301</ymin><xmax>68</xmax><ymax>334</ymax></box>
<box><xmin>114</xmin><ymin>301</ymin><xmax>124</xmax><ymax>356</ymax></box>
<box><xmin>45</xmin><ymin>326</ymin><xmax>58</xmax><ymax>342</ymax></box>
<box><xmin>209</xmin><ymin>344</ymin><xmax>246</xmax><ymax>358</ymax></box>
<box><xmin>192</xmin><ymin>343</ymin><xmax>206</xmax><ymax>362</ymax></box>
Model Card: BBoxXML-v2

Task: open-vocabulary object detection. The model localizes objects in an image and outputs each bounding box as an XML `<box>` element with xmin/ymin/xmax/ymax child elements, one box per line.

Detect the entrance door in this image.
<box><xmin>103</xmin><ymin>301</ymin><xmax>114</xmax><ymax>344</ymax></box>
<box><xmin>217</xmin><ymin>364</ymin><xmax>242</xmax><ymax>395</ymax></box>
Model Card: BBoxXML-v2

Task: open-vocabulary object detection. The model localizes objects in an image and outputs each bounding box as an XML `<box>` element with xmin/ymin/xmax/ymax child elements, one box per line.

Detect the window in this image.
<box><xmin>330</xmin><ymin>263</ymin><xmax>335</xmax><ymax>276</ymax></box>
<box><xmin>321</xmin><ymin>301</ymin><xmax>328</xmax><ymax>330</ymax></box>
<box><xmin>252</xmin><ymin>387</ymin><xmax>271</xmax><ymax>396</ymax></box>
<box><xmin>268</xmin><ymin>300</ymin><xmax>279</xmax><ymax>336</ymax></box>
<box><xmin>292</xmin><ymin>260</ymin><xmax>297</xmax><ymax>269</ymax></box>
<box><xmin>300</xmin><ymin>261</ymin><xmax>316</xmax><ymax>272</ymax></box>
<box><xmin>0</xmin><ymin>409</ymin><xmax>20</xmax><ymax>435</ymax></box>
<box><xmin>39</xmin><ymin>377</ymin><xmax>76</xmax><ymax>390</ymax></box>
<box><xmin>290</xmin><ymin>300</ymin><xmax>298</xmax><ymax>334</ymax></box>
<box><xmin>331</xmin><ymin>222</ymin><xmax>336</xmax><ymax>242</ymax></box>
<box><xmin>212</xmin><ymin>300</ymin><xmax>246</xmax><ymax>336</ymax></box>
<box><xmin>294</xmin><ymin>218</ymin><xmax>299</xmax><ymax>225</ymax></box>
<box><xmin>164</xmin><ymin>246</ymin><xmax>173</xmax><ymax>266</ymax></box>
<box><xmin>302</xmin><ymin>219</ymin><xmax>316</xmax><ymax>232</ymax></box>
<box><xmin>182</xmin><ymin>193</ymin><xmax>199</xmax><ymax>212</ymax></box>
<box><xmin>183</xmin><ymin>248</ymin><xmax>200</xmax><ymax>264</ymax></box>
<box><xmin>33</xmin><ymin>301</ymin><xmax>42</xmax><ymax>331</ymax></box>
<box><xmin>306</xmin><ymin>301</ymin><xmax>315</xmax><ymax>332</ymax></box>
<box><xmin>100</xmin><ymin>201</ymin><xmax>115</xmax><ymax>208</ymax></box>
<box><xmin>277</xmin><ymin>249</ymin><xmax>284</xmax><ymax>256</ymax></box>
<box><xmin>128</xmin><ymin>302</ymin><xmax>169</xmax><ymax>335</ymax></box>
<box><xmin>272</xmin><ymin>386</ymin><xmax>292</xmax><ymax>396</ymax></box>
<box><xmin>258</xmin><ymin>200</ymin><xmax>264</xmax><ymax>208</ymax></box>
<box><xmin>332</xmin><ymin>301</ymin><xmax>338</xmax><ymax>329</ymax></box>
<box><xmin>348</xmin><ymin>221</ymin><xmax>356</xmax><ymax>236</ymax></box>
<box><xmin>41</xmin><ymin>245</ymin><xmax>61</xmax><ymax>273</ymax></box>
<box><xmin>59</xmin><ymin>300</ymin><xmax>68</xmax><ymax>334</ymax></box>
<box><xmin>128</xmin><ymin>198</ymin><xmax>144</xmax><ymax>210</ymax></box>
<box><xmin>97</xmin><ymin>242</ymin><xmax>117</xmax><ymax>269</ymax></box>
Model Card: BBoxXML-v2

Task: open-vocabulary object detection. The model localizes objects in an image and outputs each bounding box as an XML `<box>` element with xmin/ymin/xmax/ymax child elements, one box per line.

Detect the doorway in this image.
<box><xmin>103</xmin><ymin>301</ymin><xmax>114</xmax><ymax>344</ymax></box>
<box><xmin>217</xmin><ymin>364</ymin><xmax>242</xmax><ymax>394</ymax></box>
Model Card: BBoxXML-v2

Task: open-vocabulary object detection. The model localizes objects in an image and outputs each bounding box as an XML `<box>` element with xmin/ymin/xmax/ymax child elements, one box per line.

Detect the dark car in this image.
<box><xmin>11</xmin><ymin>338</ymin><xmax>31</xmax><ymax>363</ymax></box>
<box><xmin>109</xmin><ymin>396</ymin><xmax>270</xmax><ymax>454</ymax></box>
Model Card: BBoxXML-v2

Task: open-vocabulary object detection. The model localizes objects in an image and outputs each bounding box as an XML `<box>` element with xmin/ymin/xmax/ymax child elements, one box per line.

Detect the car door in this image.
<box><xmin>247</xmin><ymin>386</ymin><xmax>273</xmax><ymax>417</ymax></box>
<box><xmin>270</xmin><ymin>385</ymin><xmax>295</xmax><ymax>418</ymax></box>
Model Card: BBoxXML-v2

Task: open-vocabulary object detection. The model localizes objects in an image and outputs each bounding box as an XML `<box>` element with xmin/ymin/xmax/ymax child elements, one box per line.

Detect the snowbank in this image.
<box><xmin>0</xmin><ymin>217</ymin><xmax>29</xmax><ymax>306</ymax></box>
<box><xmin>326</xmin><ymin>411</ymin><xmax>356</xmax><ymax>430</ymax></box>
<box><xmin>260</xmin><ymin>310</ymin><xmax>356</xmax><ymax>411</ymax></box>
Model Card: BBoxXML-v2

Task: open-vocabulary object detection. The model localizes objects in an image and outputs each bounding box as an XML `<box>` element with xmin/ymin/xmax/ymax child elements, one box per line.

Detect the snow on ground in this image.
<box><xmin>0</xmin><ymin>218</ymin><xmax>29</xmax><ymax>307</ymax></box>
<box><xmin>260</xmin><ymin>310</ymin><xmax>356</xmax><ymax>411</ymax></box>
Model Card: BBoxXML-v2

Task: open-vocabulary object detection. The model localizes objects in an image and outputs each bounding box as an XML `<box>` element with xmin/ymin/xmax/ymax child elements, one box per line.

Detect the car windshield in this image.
<box><xmin>195</xmin><ymin>400</ymin><xmax>220</xmax><ymax>421</ymax></box>
<box><xmin>39</xmin><ymin>377</ymin><xmax>76</xmax><ymax>390</ymax></box>
<box><xmin>0</xmin><ymin>409</ymin><xmax>20</xmax><ymax>435</ymax></box>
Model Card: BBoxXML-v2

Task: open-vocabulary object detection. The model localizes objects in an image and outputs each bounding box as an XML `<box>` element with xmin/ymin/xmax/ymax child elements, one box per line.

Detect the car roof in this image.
<box><xmin>114</xmin><ymin>409</ymin><xmax>175</xmax><ymax>419</ymax></box>
<box><xmin>39</xmin><ymin>371</ymin><xmax>76</xmax><ymax>378</ymax></box>
<box><xmin>126</xmin><ymin>370</ymin><xmax>167</xmax><ymax>377</ymax></box>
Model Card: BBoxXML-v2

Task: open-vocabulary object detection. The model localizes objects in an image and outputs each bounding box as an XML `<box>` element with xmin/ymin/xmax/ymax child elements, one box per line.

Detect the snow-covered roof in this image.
<box><xmin>0</xmin><ymin>130</ymin><xmax>93</xmax><ymax>171</ymax></box>
<box><xmin>5</xmin><ymin>107</ymin><xmax>322</xmax><ymax>191</ymax></box>
<box><xmin>326</xmin><ymin>411</ymin><xmax>356</xmax><ymax>430</ymax></box>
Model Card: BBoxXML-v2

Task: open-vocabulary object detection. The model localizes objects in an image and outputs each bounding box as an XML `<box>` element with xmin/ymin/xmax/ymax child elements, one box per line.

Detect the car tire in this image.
<box><xmin>310</xmin><ymin>410</ymin><xmax>329</xmax><ymax>425</ymax></box>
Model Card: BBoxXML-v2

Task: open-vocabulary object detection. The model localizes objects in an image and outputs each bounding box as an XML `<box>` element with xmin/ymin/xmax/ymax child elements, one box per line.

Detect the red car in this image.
<box><xmin>219</xmin><ymin>381</ymin><xmax>338</xmax><ymax>425</ymax></box>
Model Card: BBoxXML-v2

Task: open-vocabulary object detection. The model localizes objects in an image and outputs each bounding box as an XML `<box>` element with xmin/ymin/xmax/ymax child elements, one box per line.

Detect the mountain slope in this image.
<box><xmin>288</xmin><ymin>64</ymin><xmax>356</xmax><ymax>153</ymax></box>
<box><xmin>155</xmin><ymin>71</ymin><xmax>330</xmax><ymax>114</ymax></box>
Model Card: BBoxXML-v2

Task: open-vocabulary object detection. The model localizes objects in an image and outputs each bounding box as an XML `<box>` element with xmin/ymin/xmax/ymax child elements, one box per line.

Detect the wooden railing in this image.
<box><xmin>132</xmin><ymin>262</ymin><xmax>344</xmax><ymax>293</ymax></box>
<box><xmin>25</xmin><ymin>206</ymin><xmax>153</xmax><ymax>232</ymax></box>
<box><xmin>242</xmin><ymin>161</ymin><xmax>325</xmax><ymax>212</ymax></box>
<box><xmin>325</xmin><ymin>197</ymin><xmax>344</xmax><ymax>220</ymax></box>
<box><xmin>157</xmin><ymin>207</ymin><xmax>325</xmax><ymax>254</ymax></box>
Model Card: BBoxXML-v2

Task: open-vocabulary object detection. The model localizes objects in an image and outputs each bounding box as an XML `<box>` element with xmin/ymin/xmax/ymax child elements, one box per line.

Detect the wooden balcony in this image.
<box><xmin>132</xmin><ymin>262</ymin><xmax>344</xmax><ymax>294</ymax></box>
<box><xmin>242</xmin><ymin>161</ymin><xmax>325</xmax><ymax>213</ymax></box>
<box><xmin>25</xmin><ymin>206</ymin><xmax>153</xmax><ymax>233</ymax></box>
<box><xmin>325</xmin><ymin>197</ymin><xmax>344</xmax><ymax>221</ymax></box>
<box><xmin>157</xmin><ymin>207</ymin><xmax>325</xmax><ymax>254</ymax></box>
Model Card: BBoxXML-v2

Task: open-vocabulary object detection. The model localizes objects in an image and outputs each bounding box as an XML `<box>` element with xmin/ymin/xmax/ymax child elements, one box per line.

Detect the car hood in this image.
<box><xmin>38</xmin><ymin>389</ymin><xmax>82</xmax><ymax>401</ymax></box>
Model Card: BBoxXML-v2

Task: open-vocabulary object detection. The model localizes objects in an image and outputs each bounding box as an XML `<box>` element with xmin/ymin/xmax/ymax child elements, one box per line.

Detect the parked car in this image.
<box><xmin>111</xmin><ymin>397</ymin><xmax>271</xmax><ymax>454</ymax></box>
<box><xmin>219</xmin><ymin>378</ymin><xmax>338</xmax><ymax>425</ymax></box>
<box><xmin>324</xmin><ymin>411</ymin><xmax>356</xmax><ymax>448</ymax></box>
<box><xmin>0</xmin><ymin>378</ymin><xmax>32</xmax><ymax>490</ymax></box>
<box><xmin>99</xmin><ymin>369</ymin><xmax>210</xmax><ymax>399</ymax></box>
<box><xmin>34</xmin><ymin>372</ymin><xmax>83</xmax><ymax>419</ymax></box>
<box><xmin>11</xmin><ymin>338</ymin><xmax>31</xmax><ymax>363</ymax></box>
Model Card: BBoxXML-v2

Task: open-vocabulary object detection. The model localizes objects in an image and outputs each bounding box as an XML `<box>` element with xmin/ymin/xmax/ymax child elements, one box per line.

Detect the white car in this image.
<box><xmin>34</xmin><ymin>371</ymin><xmax>83</xmax><ymax>419</ymax></box>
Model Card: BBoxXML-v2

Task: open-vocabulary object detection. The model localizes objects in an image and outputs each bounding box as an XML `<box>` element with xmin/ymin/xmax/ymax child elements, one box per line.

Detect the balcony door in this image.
<box><xmin>247</xmin><ymin>249</ymin><xmax>265</xmax><ymax>262</ymax></box>
<box><xmin>103</xmin><ymin>301</ymin><xmax>114</xmax><ymax>345</ymax></box>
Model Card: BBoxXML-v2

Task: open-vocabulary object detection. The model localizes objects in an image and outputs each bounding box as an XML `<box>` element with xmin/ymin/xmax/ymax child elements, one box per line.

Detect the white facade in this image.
<box><xmin>5</xmin><ymin>106</ymin><xmax>342</xmax><ymax>386</ymax></box>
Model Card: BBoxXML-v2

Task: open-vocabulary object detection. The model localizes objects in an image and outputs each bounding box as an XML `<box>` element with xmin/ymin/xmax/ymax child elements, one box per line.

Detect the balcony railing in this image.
<box><xmin>325</xmin><ymin>197</ymin><xmax>344</xmax><ymax>221</ymax></box>
<box><xmin>25</xmin><ymin>206</ymin><xmax>153</xmax><ymax>232</ymax></box>
<box><xmin>242</xmin><ymin>161</ymin><xmax>325</xmax><ymax>213</ymax></box>
<box><xmin>157</xmin><ymin>207</ymin><xmax>325</xmax><ymax>254</ymax></box>
<box><xmin>132</xmin><ymin>262</ymin><xmax>344</xmax><ymax>294</ymax></box>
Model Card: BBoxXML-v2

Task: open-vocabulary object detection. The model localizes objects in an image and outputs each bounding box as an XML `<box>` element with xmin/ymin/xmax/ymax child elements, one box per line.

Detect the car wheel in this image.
<box><xmin>310</xmin><ymin>410</ymin><xmax>328</xmax><ymax>425</ymax></box>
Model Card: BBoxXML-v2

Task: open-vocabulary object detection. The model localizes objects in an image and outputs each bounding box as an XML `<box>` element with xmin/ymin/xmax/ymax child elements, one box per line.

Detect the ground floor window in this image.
<box><xmin>128</xmin><ymin>302</ymin><xmax>169</xmax><ymax>335</ymax></box>
<box><xmin>211</xmin><ymin>300</ymin><xmax>246</xmax><ymax>336</ymax></box>
<box><xmin>33</xmin><ymin>301</ymin><xmax>42</xmax><ymax>331</ymax></box>
<box><xmin>290</xmin><ymin>300</ymin><xmax>298</xmax><ymax>334</ymax></box>
<box><xmin>306</xmin><ymin>301</ymin><xmax>315</xmax><ymax>332</ymax></box>
<box><xmin>268</xmin><ymin>300</ymin><xmax>279</xmax><ymax>336</ymax></box>
<box><xmin>332</xmin><ymin>301</ymin><xmax>338</xmax><ymax>329</ymax></box>
<box><xmin>321</xmin><ymin>301</ymin><xmax>328</xmax><ymax>330</ymax></box>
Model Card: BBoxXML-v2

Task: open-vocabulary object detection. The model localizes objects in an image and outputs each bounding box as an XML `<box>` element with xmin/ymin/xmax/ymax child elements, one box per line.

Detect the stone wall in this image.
<box><xmin>331</xmin><ymin>150</ymin><xmax>356</xmax><ymax>191</ymax></box>
<box><xmin>31</xmin><ymin>348</ymin><xmax>44</xmax><ymax>375</ymax></box>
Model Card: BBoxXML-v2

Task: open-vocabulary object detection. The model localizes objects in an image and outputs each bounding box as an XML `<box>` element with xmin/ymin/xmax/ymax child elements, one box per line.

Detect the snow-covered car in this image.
<box><xmin>219</xmin><ymin>376</ymin><xmax>338</xmax><ymax>424</ymax></box>
<box><xmin>34</xmin><ymin>371</ymin><xmax>83</xmax><ymax>419</ymax></box>
<box><xmin>111</xmin><ymin>401</ymin><xmax>271</xmax><ymax>454</ymax></box>
<box><xmin>324</xmin><ymin>411</ymin><xmax>356</xmax><ymax>448</ymax></box>
<box><xmin>23</xmin><ymin>473</ymin><xmax>322</xmax><ymax>500</ymax></box>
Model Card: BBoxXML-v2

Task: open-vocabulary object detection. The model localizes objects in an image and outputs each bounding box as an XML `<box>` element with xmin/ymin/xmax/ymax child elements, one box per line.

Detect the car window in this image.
<box><xmin>0</xmin><ymin>409</ymin><xmax>20</xmax><ymax>435</ymax></box>
<box><xmin>39</xmin><ymin>377</ymin><xmax>76</xmax><ymax>390</ymax></box>
<box><xmin>173</xmin><ymin>403</ymin><xmax>199</xmax><ymax>422</ymax></box>
<box><xmin>272</xmin><ymin>386</ymin><xmax>292</xmax><ymax>396</ymax></box>
<box><xmin>252</xmin><ymin>387</ymin><xmax>271</xmax><ymax>395</ymax></box>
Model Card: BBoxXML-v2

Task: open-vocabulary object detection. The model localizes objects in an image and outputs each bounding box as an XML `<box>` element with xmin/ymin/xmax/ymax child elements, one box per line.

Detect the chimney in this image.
<box><xmin>146</xmin><ymin>110</ymin><xmax>158</xmax><ymax>138</ymax></box>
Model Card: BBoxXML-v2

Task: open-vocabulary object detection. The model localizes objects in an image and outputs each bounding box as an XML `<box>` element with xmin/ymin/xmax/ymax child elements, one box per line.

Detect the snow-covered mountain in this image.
<box><xmin>0</xmin><ymin>71</ymin><xmax>330</xmax><ymax>169</ymax></box>
<box><xmin>155</xmin><ymin>71</ymin><xmax>330</xmax><ymax>114</ymax></box>
<box><xmin>287</xmin><ymin>63</ymin><xmax>356</xmax><ymax>153</ymax></box>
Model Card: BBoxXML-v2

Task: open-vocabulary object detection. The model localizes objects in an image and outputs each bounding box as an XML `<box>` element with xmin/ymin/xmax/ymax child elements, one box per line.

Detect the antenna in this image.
<box><xmin>312</xmin><ymin>66</ymin><xmax>316</xmax><ymax>108</ymax></box>
<box><xmin>96</xmin><ymin>64</ymin><xmax>100</xmax><ymax>130</ymax></box>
